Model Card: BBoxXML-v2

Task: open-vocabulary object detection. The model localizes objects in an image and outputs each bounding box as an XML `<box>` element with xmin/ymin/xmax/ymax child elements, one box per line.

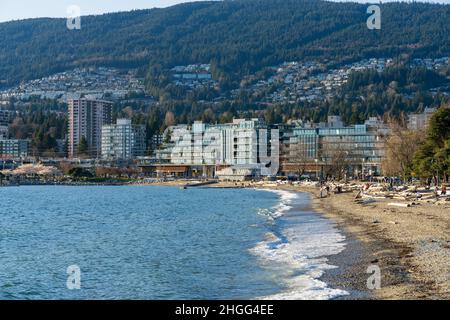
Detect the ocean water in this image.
<box><xmin>0</xmin><ymin>186</ymin><xmax>347</xmax><ymax>300</ymax></box>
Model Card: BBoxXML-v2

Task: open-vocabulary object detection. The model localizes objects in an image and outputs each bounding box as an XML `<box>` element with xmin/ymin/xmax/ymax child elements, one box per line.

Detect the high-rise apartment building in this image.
<box><xmin>101</xmin><ymin>119</ymin><xmax>146</xmax><ymax>160</ymax></box>
<box><xmin>68</xmin><ymin>99</ymin><xmax>112</xmax><ymax>158</ymax></box>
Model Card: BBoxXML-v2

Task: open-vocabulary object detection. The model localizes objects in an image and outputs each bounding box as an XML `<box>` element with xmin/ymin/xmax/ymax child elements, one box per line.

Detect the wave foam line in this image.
<box><xmin>252</xmin><ymin>189</ymin><xmax>349</xmax><ymax>300</ymax></box>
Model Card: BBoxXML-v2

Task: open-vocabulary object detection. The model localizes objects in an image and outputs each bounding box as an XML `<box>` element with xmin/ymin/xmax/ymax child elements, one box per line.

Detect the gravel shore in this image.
<box><xmin>293</xmin><ymin>185</ymin><xmax>450</xmax><ymax>300</ymax></box>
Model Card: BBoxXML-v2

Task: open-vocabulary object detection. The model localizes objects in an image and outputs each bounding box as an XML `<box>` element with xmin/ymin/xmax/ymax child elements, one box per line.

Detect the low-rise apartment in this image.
<box><xmin>101</xmin><ymin>119</ymin><xmax>145</xmax><ymax>160</ymax></box>
<box><xmin>101</xmin><ymin>119</ymin><xmax>146</xmax><ymax>160</ymax></box>
<box><xmin>157</xmin><ymin>119</ymin><xmax>279</xmax><ymax>177</ymax></box>
<box><xmin>0</xmin><ymin>139</ymin><xmax>30</xmax><ymax>158</ymax></box>
<box><xmin>281</xmin><ymin>116</ymin><xmax>388</xmax><ymax>177</ymax></box>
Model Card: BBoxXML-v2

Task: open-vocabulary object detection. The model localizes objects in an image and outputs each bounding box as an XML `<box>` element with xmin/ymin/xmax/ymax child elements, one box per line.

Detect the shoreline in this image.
<box><xmin>4</xmin><ymin>183</ymin><xmax>372</xmax><ymax>299</ymax></box>
<box><xmin>208</xmin><ymin>181</ymin><xmax>449</xmax><ymax>299</ymax></box>
<box><xmin>6</xmin><ymin>181</ymin><xmax>448</xmax><ymax>299</ymax></box>
<box><xmin>300</xmin><ymin>192</ymin><xmax>374</xmax><ymax>300</ymax></box>
<box><xmin>120</xmin><ymin>182</ymin><xmax>380</xmax><ymax>299</ymax></box>
<box><xmin>277</xmin><ymin>189</ymin><xmax>374</xmax><ymax>300</ymax></box>
<box><xmin>265</xmin><ymin>184</ymin><xmax>449</xmax><ymax>300</ymax></box>
<box><xmin>309</xmin><ymin>191</ymin><xmax>413</xmax><ymax>300</ymax></box>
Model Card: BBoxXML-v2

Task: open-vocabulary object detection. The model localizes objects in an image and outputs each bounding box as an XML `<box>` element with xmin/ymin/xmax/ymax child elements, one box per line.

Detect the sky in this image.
<box><xmin>0</xmin><ymin>0</ymin><xmax>205</xmax><ymax>22</ymax></box>
<box><xmin>0</xmin><ymin>0</ymin><xmax>449</xmax><ymax>23</ymax></box>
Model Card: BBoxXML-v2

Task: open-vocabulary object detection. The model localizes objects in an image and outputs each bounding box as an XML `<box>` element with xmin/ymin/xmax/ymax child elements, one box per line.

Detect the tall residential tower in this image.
<box><xmin>68</xmin><ymin>99</ymin><xmax>112</xmax><ymax>158</ymax></box>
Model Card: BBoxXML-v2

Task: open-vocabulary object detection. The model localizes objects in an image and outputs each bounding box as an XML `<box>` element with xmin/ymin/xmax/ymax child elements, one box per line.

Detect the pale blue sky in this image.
<box><xmin>0</xmin><ymin>0</ymin><xmax>206</xmax><ymax>22</ymax></box>
<box><xmin>0</xmin><ymin>0</ymin><xmax>449</xmax><ymax>23</ymax></box>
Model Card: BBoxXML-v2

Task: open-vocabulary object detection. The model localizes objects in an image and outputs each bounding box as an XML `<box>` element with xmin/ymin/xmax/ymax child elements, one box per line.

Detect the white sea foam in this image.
<box><xmin>256</xmin><ymin>189</ymin><xmax>299</xmax><ymax>219</ymax></box>
<box><xmin>252</xmin><ymin>189</ymin><xmax>349</xmax><ymax>300</ymax></box>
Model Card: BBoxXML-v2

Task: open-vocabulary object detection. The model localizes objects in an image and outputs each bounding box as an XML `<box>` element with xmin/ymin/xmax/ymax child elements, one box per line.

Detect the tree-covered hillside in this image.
<box><xmin>0</xmin><ymin>0</ymin><xmax>449</xmax><ymax>88</ymax></box>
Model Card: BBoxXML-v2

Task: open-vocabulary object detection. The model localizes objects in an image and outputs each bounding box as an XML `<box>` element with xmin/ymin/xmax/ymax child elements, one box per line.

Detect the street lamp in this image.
<box><xmin>314</xmin><ymin>158</ymin><xmax>318</xmax><ymax>181</ymax></box>
<box><xmin>362</xmin><ymin>158</ymin><xmax>365</xmax><ymax>181</ymax></box>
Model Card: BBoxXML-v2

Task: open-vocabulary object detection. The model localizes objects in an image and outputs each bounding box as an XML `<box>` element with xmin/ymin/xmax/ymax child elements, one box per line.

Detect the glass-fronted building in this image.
<box><xmin>159</xmin><ymin>119</ymin><xmax>280</xmax><ymax>177</ymax></box>
<box><xmin>101</xmin><ymin>119</ymin><xmax>146</xmax><ymax>160</ymax></box>
<box><xmin>281</xmin><ymin>117</ymin><xmax>388</xmax><ymax>177</ymax></box>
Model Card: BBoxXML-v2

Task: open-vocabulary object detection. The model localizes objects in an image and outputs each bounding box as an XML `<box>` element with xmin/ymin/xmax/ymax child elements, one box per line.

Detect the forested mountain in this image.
<box><xmin>0</xmin><ymin>0</ymin><xmax>449</xmax><ymax>88</ymax></box>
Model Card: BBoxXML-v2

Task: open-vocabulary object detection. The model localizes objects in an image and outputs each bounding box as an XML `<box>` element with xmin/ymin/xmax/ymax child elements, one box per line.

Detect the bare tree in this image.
<box><xmin>382</xmin><ymin>118</ymin><xmax>424</xmax><ymax>181</ymax></box>
<box><xmin>321</xmin><ymin>137</ymin><xmax>354</xmax><ymax>181</ymax></box>
<box><xmin>164</xmin><ymin>111</ymin><xmax>176</xmax><ymax>127</ymax></box>
<box><xmin>283</xmin><ymin>136</ymin><xmax>315</xmax><ymax>178</ymax></box>
<box><xmin>59</xmin><ymin>161</ymin><xmax>74</xmax><ymax>175</ymax></box>
<box><xmin>292</xmin><ymin>140</ymin><xmax>312</xmax><ymax>177</ymax></box>
<box><xmin>95</xmin><ymin>166</ymin><xmax>113</xmax><ymax>178</ymax></box>
<box><xmin>325</xmin><ymin>146</ymin><xmax>352</xmax><ymax>181</ymax></box>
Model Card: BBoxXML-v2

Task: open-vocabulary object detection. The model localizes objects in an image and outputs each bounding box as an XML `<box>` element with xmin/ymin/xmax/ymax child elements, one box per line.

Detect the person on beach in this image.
<box><xmin>442</xmin><ymin>184</ymin><xmax>447</xmax><ymax>196</ymax></box>
<box><xmin>320</xmin><ymin>185</ymin><xmax>329</xmax><ymax>198</ymax></box>
<box><xmin>434</xmin><ymin>186</ymin><xmax>439</xmax><ymax>199</ymax></box>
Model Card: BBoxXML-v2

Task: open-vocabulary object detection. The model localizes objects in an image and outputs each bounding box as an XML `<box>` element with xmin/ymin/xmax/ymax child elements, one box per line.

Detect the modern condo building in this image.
<box><xmin>281</xmin><ymin>116</ymin><xmax>388</xmax><ymax>178</ymax></box>
<box><xmin>156</xmin><ymin>119</ymin><xmax>280</xmax><ymax>177</ymax></box>
<box><xmin>147</xmin><ymin>116</ymin><xmax>389</xmax><ymax>179</ymax></box>
<box><xmin>101</xmin><ymin>119</ymin><xmax>146</xmax><ymax>160</ymax></box>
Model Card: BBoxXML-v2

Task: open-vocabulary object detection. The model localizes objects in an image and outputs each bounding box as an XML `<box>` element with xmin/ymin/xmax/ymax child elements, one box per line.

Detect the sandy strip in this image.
<box><xmin>274</xmin><ymin>184</ymin><xmax>450</xmax><ymax>300</ymax></box>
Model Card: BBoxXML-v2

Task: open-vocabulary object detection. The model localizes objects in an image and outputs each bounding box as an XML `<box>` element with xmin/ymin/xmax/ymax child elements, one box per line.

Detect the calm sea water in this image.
<box><xmin>0</xmin><ymin>186</ymin><xmax>347</xmax><ymax>300</ymax></box>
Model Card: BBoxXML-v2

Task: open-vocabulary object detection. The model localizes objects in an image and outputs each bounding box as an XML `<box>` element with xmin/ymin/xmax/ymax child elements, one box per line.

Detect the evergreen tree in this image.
<box><xmin>77</xmin><ymin>136</ymin><xmax>89</xmax><ymax>157</ymax></box>
<box><xmin>412</xmin><ymin>106</ymin><xmax>450</xmax><ymax>181</ymax></box>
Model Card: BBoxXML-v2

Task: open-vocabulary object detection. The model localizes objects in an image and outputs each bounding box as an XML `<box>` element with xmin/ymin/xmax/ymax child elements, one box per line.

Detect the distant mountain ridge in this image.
<box><xmin>0</xmin><ymin>0</ymin><xmax>448</xmax><ymax>88</ymax></box>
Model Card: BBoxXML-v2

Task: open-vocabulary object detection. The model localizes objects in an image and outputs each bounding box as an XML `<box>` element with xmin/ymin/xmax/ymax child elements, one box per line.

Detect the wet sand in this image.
<box><xmin>294</xmin><ymin>192</ymin><xmax>373</xmax><ymax>299</ymax></box>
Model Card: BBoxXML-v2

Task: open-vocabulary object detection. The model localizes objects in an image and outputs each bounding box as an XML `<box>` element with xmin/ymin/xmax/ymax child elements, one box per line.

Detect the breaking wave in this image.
<box><xmin>252</xmin><ymin>189</ymin><xmax>349</xmax><ymax>300</ymax></box>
